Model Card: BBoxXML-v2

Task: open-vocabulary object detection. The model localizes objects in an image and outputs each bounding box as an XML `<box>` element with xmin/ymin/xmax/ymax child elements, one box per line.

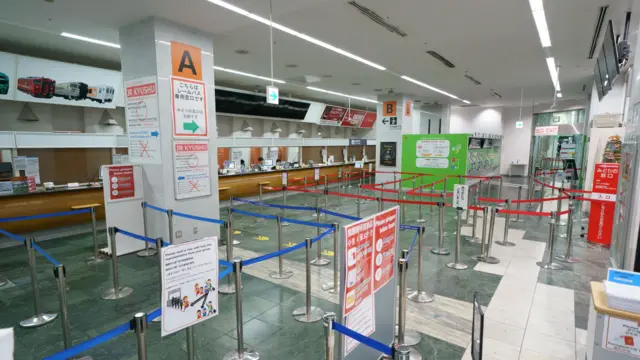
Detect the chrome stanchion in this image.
<box><xmin>186</xmin><ymin>326</ymin><xmax>195</xmax><ymax>360</ymax></box>
<box><xmin>477</xmin><ymin>180</ymin><xmax>484</xmax><ymax>206</ymax></box>
<box><xmin>337</xmin><ymin>172</ymin><xmax>342</xmax><ymax>208</ymax></box>
<box><xmin>431</xmin><ymin>203</ymin><xmax>450</xmax><ymax>255</ymax></box>
<box><xmin>282</xmin><ymin>186</ymin><xmax>291</xmax><ymax>227</ymax></box>
<box><xmin>446</xmin><ymin>208</ymin><xmax>468</xmax><ymax>270</ymax></box>
<box><xmin>311</xmin><ymin>194</ymin><xmax>320</xmax><ymax>219</ymax></box>
<box><xmin>323</xmin><ymin>313</ymin><xmax>336</xmax><ymax>360</ymax></box>
<box><xmin>225</xmin><ymin>260</ymin><xmax>260</xmax><ymax>360</ymax></box>
<box><xmin>511</xmin><ymin>186</ymin><xmax>525</xmax><ymax>223</ymax></box>
<box><xmin>443</xmin><ymin>177</ymin><xmax>448</xmax><ymax>196</ymax></box>
<box><xmin>393</xmin><ymin>171</ymin><xmax>398</xmax><ymax>191</ymax></box>
<box><xmin>378</xmin><ymin>192</ymin><xmax>383</xmax><ymax>212</ymax></box>
<box><xmin>101</xmin><ymin>228</ymin><xmax>133</xmax><ymax>300</ymax></box>
<box><xmin>293</xmin><ymin>238</ymin><xmax>324</xmax><ymax>322</ymax></box>
<box><xmin>311</xmin><ymin>209</ymin><xmax>330</xmax><ymax>267</ymax></box>
<box><xmin>322</xmin><ymin>223</ymin><xmax>340</xmax><ymax>293</ymax></box>
<box><xmin>225</xmin><ymin>201</ymin><xmax>241</xmax><ymax>246</ymax></box>
<box><xmin>476</xmin><ymin>208</ymin><xmax>499</xmax><ymax>264</ymax></box>
<box><xmin>394</xmin><ymin>344</ymin><xmax>412</xmax><ymax>360</ymax></box>
<box><xmin>555</xmin><ymin>199</ymin><xmax>580</xmax><ymax>263</ymax></box>
<box><xmin>498</xmin><ymin>176</ymin><xmax>503</xmax><ymax>200</ymax></box>
<box><xmin>540</xmin><ymin>181</ymin><xmax>546</xmax><ymax>201</ymax></box>
<box><xmin>324</xmin><ymin>176</ymin><xmax>330</xmax><ymax>222</ymax></box>
<box><xmin>54</xmin><ymin>264</ymin><xmax>85</xmax><ymax>357</ymax></box>
<box><xmin>303</xmin><ymin>177</ymin><xmax>309</xmax><ymax>205</ymax></box>
<box><xmin>558</xmin><ymin>190</ymin><xmax>568</xmax><ymax>226</ymax></box>
<box><xmin>468</xmin><ymin>201</ymin><xmax>482</xmax><ymax>244</ymax></box>
<box><xmin>20</xmin><ymin>237</ymin><xmax>58</xmax><ymax>328</ymax></box>
<box><xmin>87</xmin><ymin>205</ymin><xmax>108</xmax><ymax>262</ymax></box>
<box><xmin>269</xmin><ymin>216</ymin><xmax>294</xmax><ymax>279</ymax></box>
<box><xmin>416</xmin><ymin>176</ymin><xmax>426</xmax><ymax>223</ymax></box>
<box><xmin>357</xmin><ymin>185</ymin><xmax>362</xmax><ymax>218</ymax></box>
<box><xmin>134</xmin><ymin>312</ymin><xmax>148</xmax><ymax>360</ymax></box>
<box><xmin>537</xmin><ymin>212</ymin><xmax>566</xmax><ymax>270</ymax></box>
<box><xmin>429</xmin><ymin>187</ymin><xmax>435</xmax><ymax>216</ymax></box>
<box><xmin>400</xmin><ymin>190</ymin><xmax>406</xmax><ymax>224</ymax></box>
<box><xmin>220</xmin><ymin>212</ymin><xmax>237</xmax><ymax>294</ymax></box>
<box><xmin>152</xmin><ymin>237</ymin><xmax>164</xmax><ymax>323</ymax></box>
<box><xmin>257</xmin><ymin>183</ymin><xmax>267</xmax><ymax>223</ymax></box>
<box><xmin>136</xmin><ymin>202</ymin><xmax>157</xmax><ymax>258</ymax></box>
<box><xmin>408</xmin><ymin>226</ymin><xmax>435</xmax><ymax>303</ymax></box>
<box><xmin>396</xmin><ymin>258</ymin><xmax>422</xmax><ymax>358</ymax></box>
<box><xmin>496</xmin><ymin>200</ymin><xmax>515</xmax><ymax>247</ymax></box>
<box><xmin>167</xmin><ymin>209</ymin><xmax>175</xmax><ymax>244</ymax></box>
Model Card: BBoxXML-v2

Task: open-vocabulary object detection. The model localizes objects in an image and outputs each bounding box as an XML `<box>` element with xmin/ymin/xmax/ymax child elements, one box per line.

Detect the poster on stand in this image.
<box><xmin>125</xmin><ymin>76</ymin><xmax>162</xmax><ymax>164</ymax></box>
<box><xmin>173</xmin><ymin>141</ymin><xmax>212</xmax><ymax>200</ymax></box>
<box><xmin>161</xmin><ymin>237</ymin><xmax>218</xmax><ymax>336</ymax></box>
<box><xmin>379</xmin><ymin>142</ymin><xmax>397</xmax><ymax>167</ymax></box>
<box><xmin>108</xmin><ymin>166</ymin><xmax>135</xmax><ymax>201</ymax></box>
<box><xmin>602</xmin><ymin>315</ymin><xmax>640</xmax><ymax>357</ymax></box>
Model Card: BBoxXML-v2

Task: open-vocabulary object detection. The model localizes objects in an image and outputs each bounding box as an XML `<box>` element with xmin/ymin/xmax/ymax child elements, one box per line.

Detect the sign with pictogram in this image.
<box><xmin>108</xmin><ymin>166</ymin><xmax>135</xmax><ymax>201</ymax></box>
<box><xmin>588</xmin><ymin>163</ymin><xmax>620</xmax><ymax>247</ymax></box>
<box><xmin>173</xmin><ymin>141</ymin><xmax>211</xmax><ymax>200</ymax></box>
<box><xmin>266</xmin><ymin>86</ymin><xmax>279</xmax><ymax>105</ymax></box>
<box><xmin>124</xmin><ymin>76</ymin><xmax>161</xmax><ymax>164</ymax></box>
<box><xmin>171</xmin><ymin>77</ymin><xmax>209</xmax><ymax>138</ymax></box>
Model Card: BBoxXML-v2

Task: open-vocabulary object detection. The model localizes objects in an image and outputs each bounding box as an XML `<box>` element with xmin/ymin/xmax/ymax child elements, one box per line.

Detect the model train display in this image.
<box><xmin>16</xmin><ymin>77</ymin><xmax>115</xmax><ymax>103</ymax></box>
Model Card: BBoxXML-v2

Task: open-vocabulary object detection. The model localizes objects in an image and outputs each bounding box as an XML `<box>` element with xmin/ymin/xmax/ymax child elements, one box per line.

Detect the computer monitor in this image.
<box><xmin>264</xmin><ymin>159</ymin><xmax>274</xmax><ymax>166</ymax></box>
<box><xmin>224</xmin><ymin>160</ymin><xmax>235</xmax><ymax>169</ymax></box>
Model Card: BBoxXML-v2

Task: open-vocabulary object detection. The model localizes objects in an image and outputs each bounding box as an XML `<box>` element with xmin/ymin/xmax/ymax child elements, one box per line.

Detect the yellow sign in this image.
<box><xmin>255</xmin><ymin>235</ymin><xmax>270</xmax><ymax>241</ymax></box>
<box><xmin>234</xmin><ymin>230</ymin><xmax>242</xmax><ymax>235</ymax></box>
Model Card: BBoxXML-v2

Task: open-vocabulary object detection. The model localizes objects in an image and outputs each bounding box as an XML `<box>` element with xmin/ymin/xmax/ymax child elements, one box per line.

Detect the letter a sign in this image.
<box><xmin>171</xmin><ymin>41</ymin><xmax>202</xmax><ymax>80</ymax></box>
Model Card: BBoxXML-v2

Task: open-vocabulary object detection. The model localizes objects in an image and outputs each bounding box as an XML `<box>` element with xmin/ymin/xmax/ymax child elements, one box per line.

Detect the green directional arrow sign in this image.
<box><xmin>183</xmin><ymin>120</ymin><xmax>199</xmax><ymax>133</ymax></box>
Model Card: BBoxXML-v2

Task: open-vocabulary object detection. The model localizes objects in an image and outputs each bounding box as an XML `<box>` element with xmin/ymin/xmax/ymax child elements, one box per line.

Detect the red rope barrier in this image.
<box><xmin>557</xmin><ymin>209</ymin><xmax>571</xmax><ymax>216</ymax></box>
<box><xmin>478</xmin><ymin>197</ymin><xmax>507</xmax><ymax>204</ymax></box>
<box><xmin>325</xmin><ymin>191</ymin><xmax>377</xmax><ymax>201</ymax></box>
<box><xmin>380</xmin><ymin>198</ymin><xmax>439</xmax><ymax>206</ymax></box>
<box><xmin>498</xmin><ymin>209</ymin><xmax>552</xmax><ymax>217</ymax></box>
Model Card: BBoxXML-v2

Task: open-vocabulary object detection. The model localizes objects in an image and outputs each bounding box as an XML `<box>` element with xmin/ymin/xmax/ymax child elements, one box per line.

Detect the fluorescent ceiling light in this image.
<box><xmin>207</xmin><ymin>0</ymin><xmax>386</xmax><ymax>71</ymax></box>
<box><xmin>557</xmin><ymin>92</ymin><xmax>563</xmax><ymax>98</ymax></box>
<box><xmin>60</xmin><ymin>32</ymin><xmax>120</xmax><ymax>48</ymax></box>
<box><xmin>461</xmin><ymin>100</ymin><xmax>471</xmax><ymax>104</ymax></box>
<box><xmin>400</xmin><ymin>75</ymin><xmax>464</xmax><ymax>101</ymax></box>
<box><xmin>306</xmin><ymin>86</ymin><xmax>379</xmax><ymax>104</ymax></box>
<box><xmin>214</xmin><ymin>66</ymin><xmax>285</xmax><ymax>84</ymax></box>
<box><xmin>545</xmin><ymin>57</ymin><xmax>561</xmax><ymax>91</ymax></box>
<box><xmin>529</xmin><ymin>0</ymin><xmax>551</xmax><ymax>47</ymax></box>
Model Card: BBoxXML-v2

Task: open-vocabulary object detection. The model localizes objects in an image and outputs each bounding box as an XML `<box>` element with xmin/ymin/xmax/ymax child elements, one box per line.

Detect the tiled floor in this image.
<box><xmin>0</xmin><ymin>178</ymin><xmax>608</xmax><ymax>359</ymax></box>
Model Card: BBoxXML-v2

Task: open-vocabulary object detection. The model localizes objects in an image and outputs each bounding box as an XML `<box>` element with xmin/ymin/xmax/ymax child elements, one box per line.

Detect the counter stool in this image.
<box><xmin>71</xmin><ymin>203</ymin><xmax>107</xmax><ymax>264</ymax></box>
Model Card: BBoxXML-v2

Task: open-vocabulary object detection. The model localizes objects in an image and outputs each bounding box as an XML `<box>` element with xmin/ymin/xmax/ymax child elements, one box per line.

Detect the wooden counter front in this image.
<box><xmin>218</xmin><ymin>163</ymin><xmax>374</xmax><ymax>200</ymax></box>
<box><xmin>0</xmin><ymin>188</ymin><xmax>105</xmax><ymax>235</ymax></box>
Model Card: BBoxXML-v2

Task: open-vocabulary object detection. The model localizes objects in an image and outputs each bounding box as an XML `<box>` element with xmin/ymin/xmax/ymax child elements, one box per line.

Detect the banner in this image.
<box><xmin>320</xmin><ymin>105</ymin><xmax>347</xmax><ymax>125</ymax></box>
<box><xmin>359</xmin><ymin>112</ymin><xmax>377</xmax><ymax>129</ymax></box>
<box><xmin>588</xmin><ymin>163</ymin><xmax>620</xmax><ymax>246</ymax></box>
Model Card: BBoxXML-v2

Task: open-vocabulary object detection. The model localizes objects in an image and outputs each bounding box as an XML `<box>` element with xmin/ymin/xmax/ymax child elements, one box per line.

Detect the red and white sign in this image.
<box><xmin>341</xmin><ymin>109</ymin><xmax>366</xmax><ymax>127</ymax></box>
<box><xmin>320</xmin><ymin>105</ymin><xmax>348</xmax><ymax>125</ymax></box>
<box><xmin>108</xmin><ymin>166</ymin><xmax>135</xmax><ymax>201</ymax></box>
<box><xmin>359</xmin><ymin>112</ymin><xmax>377</xmax><ymax>129</ymax></box>
<box><xmin>124</xmin><ymin>76</ymin><xmax>161</xmax><ymax>164</ymax></box>
<box><xmin>588</xmin><ymin>163</ymin><xmax>620</xmax><ymax>247</ymax></box>
<box><xmin>534</xmin><ymin>126</ymin><xmax>559</xmax><ymax>136</ymax></box>
<box><xmin>173</xmin><ymin>141</ymin><xmax>211</xmax><ymax>200</ymax></box>
<box><xmin>27</xmin><ymin>176</ymin><xmax>36</xmax><ymax>193</ymax></box>
<box><xmin>373</xmin><ymin>208</ymin><xmax>398</xmax><ymax>291</ymax></box>
<box><xmin>171</xmin><ymin>77</ymin><xmax>209</xmax><ymax>137</ymax></box>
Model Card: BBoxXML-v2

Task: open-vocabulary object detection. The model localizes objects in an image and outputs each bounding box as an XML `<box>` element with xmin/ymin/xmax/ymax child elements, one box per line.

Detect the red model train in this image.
<box><xmin>17</xmin><ymin>77</ymin><xmax>56</xmax><ymax>98</ymax></box>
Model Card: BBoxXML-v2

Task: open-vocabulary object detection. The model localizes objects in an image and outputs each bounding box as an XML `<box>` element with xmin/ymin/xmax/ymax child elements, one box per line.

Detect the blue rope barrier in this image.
<box><xmin>116</xmin><ymin>228</ymin><xmax>157</xmax><ymax>245</ymax></box>
<box><xmin>0</xmin><ymin>208</ymin><xmax>90</xmax><ymax>223</ymax></box>
<box><xmin>146</xmin><ymin>308</ymin><xmax>162</xmax><ymax>323</ymax></box>
<box><xmin>219</xmin><ymin>265</ymin><xmax>233</xmax><ymax>279</ymax></box>
<box><xmin>320</xmin><ymin>209</ymin><xmax>360</xmax><ymax>221</ymax></box>
<box><xmin>281</xmin><ymin>217</ymin><xmax>334</xmax><ymax>229</ymax></box>
<box><xmin>219</xmin><ymin>259</ymin><xmax>233</xmax><ymax>268</ymax></box>
<box><xmin>233</xmin><ymin>197</ymin><xmax>316</xmax><ymax>212</ymax></box>
<box><xmin>145</xmin><ymin>203</ymin><xmax>168</xmax><ymax>214</ymax></box>
<box><xmin>232</xmin><ymin>197</ymin><xmax>263</xmax><ymax>206</ymax></box>
<box><xmin>243</xmin><ymin>240</ymin><xmax>307</xmax><ymax>267</ymax></box>
<box><xmin>312</xmin><ymin>228</ymin><xmax>334</xmax><ymax>244</ymax></box>
<box><xmin>332</xmin><ymin>322</ymin><xmax>393</xmax><ymax>356</ymax></box>
<box><xmin>231</xmin><ymin>208</ymin><xmax>278</xmax><ymax>220</ymax></box>
<box><xmin>173</xmin><ymin>211</ymin><xmax>225</xmax><ymax>225</ymax></box>
<box><xmin>405</xmin><ymin>230</ymin><xmax>419</xmax><ymax>262</ymax></box>
<box><xmin>0</xmin><ymin>228</ymin><xmax>25</xmax><ymax>243</ymax></box>
<box><xmin>400</xmin><ymin>224</ymin><xmax>420</xmax><ymax>231</ymax></box>
<box><xmin>43</xmin><ymin>320</ymin><xmax>131</xmax><ymax>360</ymax></box>
<box><xmin>32</xmin><ymin>243</ymin><xmax>61</xmax><ymax>267</ymax></box>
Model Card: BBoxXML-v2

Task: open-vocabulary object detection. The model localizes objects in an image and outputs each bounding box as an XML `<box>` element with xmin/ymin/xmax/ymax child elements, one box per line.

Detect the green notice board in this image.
<box><xmin>401</xmin><ymin>134</ymin><xmax>469</xmax><ymax>191</ymax></box>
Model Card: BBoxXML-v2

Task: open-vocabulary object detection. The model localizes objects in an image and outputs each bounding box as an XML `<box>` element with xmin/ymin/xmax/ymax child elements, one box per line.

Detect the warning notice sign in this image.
<box><xmin>108</xmin><ymin>166</ymin><xmax>135</xmax><ymax>201</ymax></box>
<box><xmin>173</xmin><ymin>141</ymin><xmax>211</xmax><ymax>200</ymax></box>
<box><xmin>125</xmin><ymin>76</ymin><xmax>161</xmax><ymax>164</ymax></box>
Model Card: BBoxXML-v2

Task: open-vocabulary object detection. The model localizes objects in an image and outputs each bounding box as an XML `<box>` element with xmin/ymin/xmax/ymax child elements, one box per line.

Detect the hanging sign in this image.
<box><xmin>173</xmin><ymin>141</ymin><xmax>212</xmax><ymax>200</ymax></box>
<box><xmin>358</xmin><ymin>112</ymin><xmax>377</xmax><ymax>129</ymax></box>
<box><xmin>161</xmin><ymin>237</ymin><xmax>218</xmax><ymax>336</ymax></box>
<box><xmin>588</xmin><ymin>163</ymin><xmax>620</xmax><ymax>246</ymax></box>
<box><xmin>125</xmin><ymin>76</ymin><xmax>162</xmax><ymax>164</ymax></box>
<box><xmin>266</xmin><ymin>86</ymin><xmax>279</xmax><ymax>105</ymax></box>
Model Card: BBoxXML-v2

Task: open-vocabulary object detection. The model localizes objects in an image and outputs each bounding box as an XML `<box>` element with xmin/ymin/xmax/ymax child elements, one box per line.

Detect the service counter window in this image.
<box><xmin>16</xmin><ymin>148</ymin><xmax>112</xmax><ymax>184</ymax></box>
<box><xmin>302</xmin><ymin>146</ymin><xmax>324</xmax><ymax>165</ymax></box>
<box><xmin>347</xmin><ymin>146</ymin><xmax>363</xmax><ymax>162</ymax></box>
<box><xmin>326</xmin><ymin>146</ymin><xmax>344</xmax><ymax>163</ymax></box>
<box><xmin>365</xmin><ymin>145</ymin><xmax>376</xmax><ymax>161</ymax></box>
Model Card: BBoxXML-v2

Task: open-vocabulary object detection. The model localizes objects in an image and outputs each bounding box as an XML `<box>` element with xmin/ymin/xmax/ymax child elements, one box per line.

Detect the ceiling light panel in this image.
<box><xmin>306</xmin><ymin>86</ymin><xmax>379</xmax><ymax>104</ymax></box>
<box><xmin>529</xmin><ymin>0</ymin><xmax>551</xmax><ymax>47</ymax></box>
<box><xmin>400</xmin><ymin>76</ymin><xmax>459</xmax><ymax>100</ymax></box>
<box><xmin>545</xmin><ymin>57</ymin><xmax>560</xmax><ymax>91</ymax></box>
<box><xmin>214</xmin><ymin>66</ymin><xmax>286</xmax><ymax>84</ymax></box>
<box><xmin>208</xmin><ymin>0</ymin><xmax>386</xmax><ymax>71</ymax></box>
<box><xmin>60</xmin><ymin>32</ymin><xmax>120</xmax><ymax>48</ymax></box>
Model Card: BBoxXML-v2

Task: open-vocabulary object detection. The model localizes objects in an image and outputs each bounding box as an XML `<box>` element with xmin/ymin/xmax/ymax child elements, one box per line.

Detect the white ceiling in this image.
<box><xmin>0</xmin><ymin>0</ymin><xmax>634</xmax><ymax>109</ymax></box>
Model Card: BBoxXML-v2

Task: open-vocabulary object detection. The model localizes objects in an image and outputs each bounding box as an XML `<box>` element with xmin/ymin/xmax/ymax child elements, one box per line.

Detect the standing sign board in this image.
<box><xmin>124</xmin><ymin>76</ymin><xmax>161</xmax><ymax>164</ymax></box>
<box><xmin>588</xmin><ymin>163</ymin><xmax>620</xmax><ymax>246</ymax></box>
<box><xmin>339</xmin><ymin>207</ymin><xmax>399</xmax><ymax>359</ymax></box>
<box><xmin>266</xmin><ymin>85</ymin><xmax>279</xmax><ymax>105</ymax></box>
<box><xmin>453</xmin><ymin>184</ymin><xmax>469</xmax><ymax>209</ymax></box>
<box><xmin>314</xmin><ymin>168</ymin><xmax>320</xmax><ymax>182</ymax></box>
<box><xmin>282</xmin><ymin>172</ymin><xmax>288</xmax><ymax>186</ymax></box>
<box><xmin>103</xmin><ymin>165</ymin><xmax>145</xmax><ymax>256</ymax></box>
<box><xmin>173</xmin><ymin>141</ymin><xmax>212</xmax><ymax>200</ymax></box>
<box><xmin>161</xmin><ymin>237</ymin><xmax>218</xmax><ymax>336</ymax></box>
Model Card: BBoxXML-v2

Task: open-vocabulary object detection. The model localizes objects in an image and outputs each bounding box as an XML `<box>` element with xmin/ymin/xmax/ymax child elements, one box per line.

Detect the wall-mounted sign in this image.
<box><xmin>516</xmin><ymin>121</ymin><xmax>524</xmax><ymax>128</ymax></box>
<box><xmin>349</xmin><ymin>139</ymin><xmax>367</xmax><ymax>146</ymax></box>
<box><xmin>359</xmin><ymin>112</ymin><xmax>377</xmax><ymax>129</ymax></box>
<box><xmin>125</xmin><ymin>76</ymin><xmax>161</xmax><ymax>164</ymax></box>
<box><xmin>266</xmin><ymin>85</ymin><xmax>279</xmax><ymax>105</ymax></box>
<box><xmin>108</xmin><ymin>166</ymin><xmax>135</xmax><ymax>201</ymax></box>
<box><xmin>380</xmin><ymin>142</ymin><xmax>397</xmax><ymax>167</ymax></box>
<box><xmin>534</xmin><ymin>126</ymin><xmax>559</xmax><ymax>136</ymax></box>
<box><xmin>173</xmin><ymin>141</ymin><xmax>212</xmax><ymax>200</ymax></box>
<box><xmin>171</xmin><ymin>77</ymin><xmax>209</xmax><ymax>138</ymax></box>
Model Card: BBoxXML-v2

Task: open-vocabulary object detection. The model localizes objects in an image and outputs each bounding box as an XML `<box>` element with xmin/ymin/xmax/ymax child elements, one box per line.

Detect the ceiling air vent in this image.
<box><xmin>348</xmin><ymin>1</ymin><xmax>408</xmax><ymax>38</ymax></box>
<box><xmin>490</xmin><ymin>91</ymin><xmax>503</xmax><ymax>99</ymax></box>
<box><xmin>426</xmin><ymin>51</ymin><xmax>455</xmax><ymax>68</ymax></box>
<box><xmin>588</xmin><ymin>6</ymin><xmax>608</xmax><ymax>59</ymax></box>
<box><xmin>464</xmin><ymin>74</ymin><xmax>482</xmax><ymax>85</ymax></box>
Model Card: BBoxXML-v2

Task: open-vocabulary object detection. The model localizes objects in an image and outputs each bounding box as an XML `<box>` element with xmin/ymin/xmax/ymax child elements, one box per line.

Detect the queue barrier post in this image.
<box><xmin>311</xmin><ymin>211</ymin><xmax>330</xmax><ymax>266</ymax></box>
<box><xmin>540</xmin><ymin>181</ymin><xmax>546</xmax><ymax>201</ymax></box>
<box><xmin>323</xmin><ymin>313</ymin><xmax>336</xmax><ymax>360</ymax></box>
<box><xmin>478</xmin><ymin>180</ymin><xmax>483</xmax><ymax>205</ymax></box>
<box><xmin>468</xmin><ymin>199</ymin><xmax>482</xmax><ymax>244</ymax></box>
<box><xmin>311</xmin><ymin>194</ymin><xmax>320</xmax><ymax>218</ymax></box>
<box><xmin>134</xmin><ymin>312</ymin><xmax>148</xmax><ymax>360</ymax></box>
<box><xmin>429</xmin><ymin>187</ymin><xmax>435</xmax><ymax>216</ymax></box>
<box><xmin>431</xmin><ymin>202</ymin><xmax>450</xmax><ymax>255</ymax></box>
<box><xmin>167</xmin><ymin>209</ymin><xmax>175</xmax><ymax>244</ymax></box>
<box><xmin>498</xmin><ymin>176</ymin><xmax>503</xmax><ymax>201</ymax></box>
<box><xmin>446</xmin><ymin>208</ymin><xmax>468</xmax><ymax>270</ymax></box>
<box><xmin>396</xmin><ymin>257</ymin><xmax>422</xmax><ymax>355</ymax></box>
<box><xmin>137</xmin><ymin>202</ymin><xmax>157</xmax><ymax>258</ymax></box>
<box><xmin>536</xmin><ymin>211</ymin><xmax>565</xmax><ymax>270</ymax></box>
<box><xmin>378</xmin><ymin>195</ymin><xmax>383</xmax><ymax>212</ymax></box>
<box><xmin>416</xmin><ymin>177</ymin><xmax>426</xmax><ymax>223</ymax></box>
<box><xmin>476</xmin><ymin>208</ymin><xmax>499</xmax><ymax>264</ymax></box>
<box><xmin>303</xmin><ymin>177</ymin><xmax>308</xmax><ymax>205</ymax></box>
<box><xmin>443</xmin><ymin>177</ymin><xmax>448</xmax><ymax>195</ymax></box>
<box><xmin>555</xmin><ymin>198</ymin><xmax>580</xmax><ymax>264</ymax></box>
<box><xmin>152</xmin><ymin>237</ymin><xmax>164</xmax><ymax>323</ymax></box>
<box><xmin>85</xmin><ymin>205</ymin><xmax>109</xmax><ymax>263</ymax></box>
<box><xmin>220</xmin><ymin>210</ymin><xmax>237</xmax><ymax>294</ymax></box>
<box><xmin>293</xmin><ymin>238</ymin><xmax>324</xmax><ymax>323</ymax></box>
<box><xmin>54</xmin><ymin>264</ymin><xmax>78</xmax><ymax>355</ymax></box>
<box><xmin>102</xmin><ymin>227</ymin><xmax>133</xmax><ymax>300</ymax></box>
<box><xmin>337</xmin><ymin>172</ymin><xmax>342</xmax><ymax>208</ymax></box>
<box><xmin>511</xmin><ymin>186</ymin><xmax>525</xmax><ymax>223</ymax></box>
<box><xmin>282</xmin><ymin>186</ymin><xmax>291</xmax><ymax>227</ymax></box>
<box><xmin>496</xmin><ymin>200</ymin><xmax>515</xmax><ymax>247</ymax></box>
<box><xmin>257</xmin><ymin>183</ymin><xmax>267</xmax><ymax>222</ymax></box>
<box><xmin>400</xmin><ymin>190</ymin><xmax>406</xmax><ymax>224</ymax></box>
<box><xmin>324</xmin><ymin>176</ymin><xmax>330</xmax><ymax>221</ymax></box>
<box><xmin>186</xmin><ymin>326</ymin><xmax>195</xmax><ymax>360</ymax></box>
<box><xmin>558</xmin><ymin>189</ymin><xmax>568</xmax><ymax>226</ymax></box>
<box><xmin>322</xmin><ymin>223</ymin><xmax>340</xmax><ymax>293</ymax></box>
<box><xmin>393</xmin><ymin>171</ymin><xmax>398</xmax><ymax>191</ymax></box>
<box><xmin>357</xmin><ymin>185</ymin><xmax>362</xmax><ymax>218</ymax></box>
<box><xmin>394</xmin><ymin>344</ymin><xmax>412</xmax><ymax>360</ymax></box>
<box><xmin>20</xmin><ymin>237</ymin><xmax>59</xmax><ymax>328</ymax></box>
<box><xmin>269</xmin><ymin>216</ymin><xmax>294</xmax><ymax>279</ymax></box>
<box><xmin>408</xmin><ymin>226</ymin><xmax>435</xmax><ymax>303</ymax></box>
<box><xmin>225</xmin><ymin>260</ymin><xmax>260</xmax><ymax>360</ymax></box>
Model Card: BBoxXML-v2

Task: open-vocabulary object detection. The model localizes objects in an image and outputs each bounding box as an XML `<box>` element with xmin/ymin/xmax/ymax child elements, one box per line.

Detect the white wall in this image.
<box><xmin>449</xmin><ymin>106</ymin><xmax>503</xmax><ymax>135</ymax></box>
<box><xmin>589</xmin><ymin>79</ymin><xmax>627</xmax><ymax>120</ymax></box>
<box><xmin>500</xmin><ymin>107</ymin><xmax>533</xmax><ymax>175</ymax></box>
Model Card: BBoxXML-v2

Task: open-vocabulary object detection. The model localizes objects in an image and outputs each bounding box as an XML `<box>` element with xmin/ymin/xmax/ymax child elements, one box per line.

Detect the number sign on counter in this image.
<box><xmin>173</xmin><ymin>141</ymin><xmax>212</xmax><ymax>200</ymax></box>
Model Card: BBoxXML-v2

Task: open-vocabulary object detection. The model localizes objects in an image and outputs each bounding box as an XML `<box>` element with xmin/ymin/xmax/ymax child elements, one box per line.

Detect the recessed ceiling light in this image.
<box><xmin>401</xmin><ymin>75</ymin><xmax>459</xmax><ymax>100</ymax></box>
<box><xmin>214</xmin><ymin>66</ymin><xmax>285</xmax><ymax>84</ymax></box>
<box><xmin>557</xmin><ymin>92</ymin><xmax>563</xmax><ymax>98</ymax></box>
<box><xmin>306</xmin><ymin>86</ymin><xmax>379</xmax><ymax>104</ymax></box>
<box><xmin>207</xmin><ymin>0</ymin><xmax>386</xmax><ymax>71</ymax></box>
<box><xmin>285</xmin><ymin>64</ymin><xmax>298</xmax><ymax>68</ymax></box>
<box><xmin>60</xmin><ymin>32</ymin><xmax>120</xmax><ymax>48</ymax></box>
<box><xmin>234</xmin><ymin>49</ymin><xmax>249</xmax><ymax>55</ymax></box>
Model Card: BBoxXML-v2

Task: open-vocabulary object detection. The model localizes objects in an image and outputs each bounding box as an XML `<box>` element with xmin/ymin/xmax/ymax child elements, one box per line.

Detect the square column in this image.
<box><xmin>376</xmin><ymin>95</ymin><xmax>413</xmax><ymax>184</ymax></box>
<box><xmin>119</xmin><ymin>18</ymin><xmax>220</xmax><ymax>243</ymax></box>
